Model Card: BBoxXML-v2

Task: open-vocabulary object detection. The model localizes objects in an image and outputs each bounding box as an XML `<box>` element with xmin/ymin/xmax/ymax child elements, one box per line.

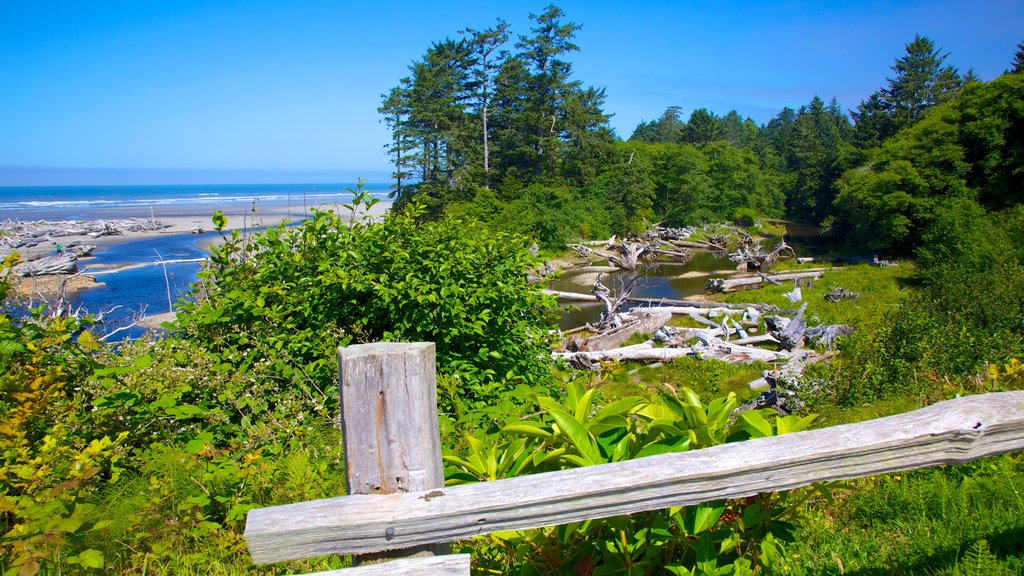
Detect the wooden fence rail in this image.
<box><xmin>244</xmin><ymin>343</ymin><xmax>1024</xmax><ymax>573</ymax></box>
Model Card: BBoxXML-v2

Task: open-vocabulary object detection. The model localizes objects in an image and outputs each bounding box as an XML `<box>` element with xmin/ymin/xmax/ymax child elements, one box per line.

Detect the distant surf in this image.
<box><xmin>0</xmin><ymin>182</ymin><xmax>390</xmax><ymax>221</ymax></box>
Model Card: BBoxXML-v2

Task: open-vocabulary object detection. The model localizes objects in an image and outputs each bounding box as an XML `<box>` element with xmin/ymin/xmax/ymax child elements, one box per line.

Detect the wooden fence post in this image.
<box><xmin>338</xmin><ymin>342</ymin><xmax>447</xmax><ymax>565</ymax></box>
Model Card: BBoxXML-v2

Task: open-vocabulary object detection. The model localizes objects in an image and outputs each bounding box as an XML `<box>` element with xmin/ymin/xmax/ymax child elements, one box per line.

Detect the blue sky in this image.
<box><xmin>1</xmin><ymin>0</ymin><xmax>1021</xmax><ymax>186</ymax></box>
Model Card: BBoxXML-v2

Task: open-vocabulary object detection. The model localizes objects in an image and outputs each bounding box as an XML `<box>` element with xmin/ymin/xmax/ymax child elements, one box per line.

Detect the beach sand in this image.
<box><xmin>5</xmin><ymin>200</ymin><xmax>392</xmax><ymax>300</ymax></box>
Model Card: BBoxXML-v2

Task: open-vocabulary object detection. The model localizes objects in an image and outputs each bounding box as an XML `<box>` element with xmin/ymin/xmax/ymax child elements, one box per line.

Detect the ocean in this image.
<box><xmin>0</xmin><ymin>183</ymin><xmax>391</xmax><ymax>339</ymax></box>
<box><xmin>0</xmin><ymin>182</ymin><xmax>390</xmax><ymax>222</ymax></box>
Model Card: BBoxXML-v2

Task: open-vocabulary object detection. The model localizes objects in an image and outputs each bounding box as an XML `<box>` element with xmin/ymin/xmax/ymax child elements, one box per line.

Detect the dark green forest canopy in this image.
<box><xmin>379</xmin><ymin>6</ymin><xmax>1023</xmax><ymax>255</ymax></box>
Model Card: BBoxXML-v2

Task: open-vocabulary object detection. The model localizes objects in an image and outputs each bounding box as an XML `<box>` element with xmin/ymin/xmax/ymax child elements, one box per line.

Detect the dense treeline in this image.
<box><xmin>383</xmin><ymin>8</ymin><xmax>1024</xmax><ymax>257</ymax></box>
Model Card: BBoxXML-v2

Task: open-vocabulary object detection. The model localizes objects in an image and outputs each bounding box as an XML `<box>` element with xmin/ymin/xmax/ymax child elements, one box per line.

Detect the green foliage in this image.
<box><xmin>835</xmin><ymin>73</ymin><xmax>1024</xmax><ymax>254</ymax></box>
<box><xmin>823</xmin><ymin>203</ymin><xmax>1024</xmax><ymax>405</ymax></box>
<box><xmin>851</xmin><ymin>34</ymin><xmax>964</xmax><ymax>147</ymax></box>
<box><xmin>176</xmin><ymin>186</ymin><xmax>558</xmax><ymax>409</ymax></box>
<box><xmin>447</xmin><ymin>380</ymin><xmax>822</xmax><ymax>575</ymax></box>
<box><xmin>639</xmin><ymin>141</ymin><xmax>784</xmax><ymax>226</ymax></box>
<box><xmin>780</xmin><ymin>454</ymin><xmax>1024</xmax><ymax>575</ymax></box>
<box><xmin>381</xmin><ymin>5</ymin><xmax>614</xmax><ymax>205</ymax></box>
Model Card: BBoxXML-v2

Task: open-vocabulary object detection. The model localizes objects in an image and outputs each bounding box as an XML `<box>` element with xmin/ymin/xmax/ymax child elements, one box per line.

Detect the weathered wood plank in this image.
<box><xmin>293</xmin><ymin>554</ymin><xmax>471</xmax><ymax>576</ymax></box>
<box><xmin>337</xmin><ymin>342</ymin><xmax>447</xmax><ymax>564</ymax></box>
<box><xmin>245</xmin><ymin>391</ymin><xmax>1024</xmax><ymax>564</ymax></box>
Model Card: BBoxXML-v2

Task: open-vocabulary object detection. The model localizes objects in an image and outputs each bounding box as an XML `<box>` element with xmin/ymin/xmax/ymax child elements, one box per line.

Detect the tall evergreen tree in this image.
<box><xmin>630</xmin><ymin>106</ymin><xmax>684</xmax><ymax>143</ymax></box>
<box><xmin>884</xmin><ymin>35</ymin><xmax>962</xmax><ymax>129</ymax></box>
<box><xmin>378</xmin><ymin>82</ymin><xmax>414</xmax><ymax>201</ymax></box>
<box><xmin>462</xmin><ymin>20</ymin><xmax>511</xmax><ymax>189</ymax></box>
<box><xmin>853</xmin><ymin>35</ymin><xmax>963</xmax><ymax>146</ymax></box>
<box><xmin>684</xmin><ymin>108</ymin><xmax>724</xmax><ymax>145</ymax></box>
<box><xmin>515</xmin><ymin>4</ymin><xmax>583</xmax><ymax>178</ymax></box>
<box><xmin>1012</xmin><ymin>40</ymin><xmax>1024</xmax><ymax>74</ymax></box>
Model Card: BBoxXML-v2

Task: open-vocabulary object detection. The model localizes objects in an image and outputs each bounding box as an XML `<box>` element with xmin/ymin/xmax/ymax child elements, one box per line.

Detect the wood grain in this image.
<box><xmin>337</xmin><ymin>342</ymin><xmax>447</xmax><ymax>564</ymax></box>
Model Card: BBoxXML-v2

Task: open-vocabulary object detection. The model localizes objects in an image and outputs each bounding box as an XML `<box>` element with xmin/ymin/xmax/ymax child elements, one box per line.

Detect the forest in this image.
<box><xmin>3</xmin><ymin>4</ymin><xmax>1024</xmax><ymax>575</ymax></box>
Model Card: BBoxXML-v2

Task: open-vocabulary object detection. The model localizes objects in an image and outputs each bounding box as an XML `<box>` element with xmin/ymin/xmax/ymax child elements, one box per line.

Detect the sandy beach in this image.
<box><xmin>3</xmin><ymin>200</ymin><xmax>392</xmax><ymax>300</ymax></box>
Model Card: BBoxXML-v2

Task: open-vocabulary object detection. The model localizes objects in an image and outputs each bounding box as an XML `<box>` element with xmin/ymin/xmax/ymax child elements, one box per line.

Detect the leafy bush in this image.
<box><xmin>176</xmin><ymin>187</ymin><xmax>558</xmax><ymax>410</ymax></box>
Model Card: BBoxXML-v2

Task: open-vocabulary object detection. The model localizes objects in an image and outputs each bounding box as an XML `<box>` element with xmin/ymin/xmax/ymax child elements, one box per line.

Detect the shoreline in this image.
<box><xmin>3</xmin><ymin>201</ymin><xmax>392</xmax><ymax>300</ymax></box>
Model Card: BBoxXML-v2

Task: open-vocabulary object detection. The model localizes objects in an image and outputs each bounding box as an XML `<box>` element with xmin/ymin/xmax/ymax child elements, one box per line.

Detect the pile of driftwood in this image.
<box><xmin>0</xmin><ymin>218</ymin><xmax>171</xmax><ymax>250</ymax></box>
<box><xmin>549</xmin><ymin>227</ymin><xmax>858</xmax><ymax>412</ymax></box>
<box><xmin>569</xmin><ymin>238</ymin><xmax>690</xmax><ymax>271</ymax></box>
<box><xmin>11</xmin><ymin>244</ymin><xmax>95</xmax><ymax>277</ymax></box>
<box><xmin>1</xmin><ymin>219</ymin><xmax>173</xmax><ymax>278</ymax></box>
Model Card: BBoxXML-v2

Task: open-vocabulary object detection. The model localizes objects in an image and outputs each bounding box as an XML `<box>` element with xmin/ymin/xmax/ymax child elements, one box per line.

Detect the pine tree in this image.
<box><xmin>852</xmin><ymin>35</ymin><xmax>963</xmax><ymax>146</ymax></box>
<box><xmin>1012</xmin><ymin>40</ymin><xmax>1024</xmax><ymax>74</ymax></box>
<box><xmin>462</xmin><ymin>19</ymin><xmax>511</xmax><ymax>189</ymax></box>
<box><xmin>883</xmin><ymin>35</ymin><xmax>962</xmax><ymax>130</ymax></box>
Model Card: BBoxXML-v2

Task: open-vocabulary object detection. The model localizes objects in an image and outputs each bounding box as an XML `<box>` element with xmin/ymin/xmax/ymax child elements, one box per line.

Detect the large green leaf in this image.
<box><xmin>634</xmin><ymin>437</ymin><xmax>690</xmax><ymax>459</ymax></box>
<box><xmin>740</xmin><ymin>411</ymin><xmax>773</xmax><ymax>438</ymax></box>
<box><xmin>547</xmin><ymin>407</ymin><xmax>603</xmax><ymax>466</ymax></box>
<box><xmin>693</xmin><ymin>503</ymin><xmax>725</xmax><ymax>534</ymax></box>
<box><xmin>501</xmin><ymin>422</ymin><xmax>553</xmax><ymax>438</ymax></box>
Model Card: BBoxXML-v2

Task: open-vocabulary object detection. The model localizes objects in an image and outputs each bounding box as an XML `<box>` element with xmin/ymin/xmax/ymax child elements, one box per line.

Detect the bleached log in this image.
<box><xmin>555</xmin><ymin>344</ymin><xmax>694</xmax><ymax>363</ymax></box>
<box><xmin>690</xmin><ymin>331</ymin><xmax>791</xmax><ymax>363</ymax></box>
<box><xmin>12</xmin><ymin>254</ymin><xmax>78</xmax><ymax>276</ymax></box>
<box><xmin>87</xmin><ymin>258</ymin><xmax>208</xmax><ymax>276</ymax></box>
<box><xmin>642</xmin><ymin>306</ymin><xmax>747</xmax><ymax>318</ymax></box>
<box><xmin>706</xmin><ymin>270</ymin><xmax>826</xmax><ymax>293</ymax></box>
<box><xmin>625</xmin><ymin>296</ymin><xmax>754</xmax><ymax>311</ymax></box>
<box><xmin>245</xmin><ymin>392</ymin><xmax>1024</xmax><ymax>562</ymax></box>
<box><xmin>541</xmin><ymin>289</ymin><xmax>598</xmax><ymax>302</ymax></box>
<box><xmin>574</xmin><ymin>310</ymin><xmax>672</xmax><ymax>352</ymax></box>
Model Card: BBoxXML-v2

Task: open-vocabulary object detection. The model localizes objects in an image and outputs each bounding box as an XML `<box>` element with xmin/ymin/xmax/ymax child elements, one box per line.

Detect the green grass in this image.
<box><xmin>773</xmin><ymin>454</ymin><xmax>1024</xmax><ymax>576</ymax></box>
<box><xmin>719</xmin><ymin>262</ymin><xmax>916</xmax><ymax>329</ymax></box>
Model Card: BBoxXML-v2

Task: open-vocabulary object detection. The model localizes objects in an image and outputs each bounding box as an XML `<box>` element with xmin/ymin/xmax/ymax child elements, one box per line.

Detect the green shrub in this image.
<box><xmin>176</xmin><ymin>187</ymin><xmax>558</xmax><ymax>409</ymax></box>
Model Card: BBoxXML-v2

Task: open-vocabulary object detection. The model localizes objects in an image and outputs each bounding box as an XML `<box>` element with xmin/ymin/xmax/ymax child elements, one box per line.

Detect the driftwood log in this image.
<box><xmin>705</xmin><ymin>270</ymin><xmax>827</xmax><ymax>293</ymax></box>
<box><xmin>12</xmin><ymin>254</ymin><xmax>78</xmax><ymax>276</ymax></box>
<box><xmin>729</xmin><ymin>239</ymin><xmax>795</xmax><ymax>271</ymax></box>
<box><xmin>568</xmin><ymin>310</ymin><xmax>672</xmax><ymax>352</ymax></box>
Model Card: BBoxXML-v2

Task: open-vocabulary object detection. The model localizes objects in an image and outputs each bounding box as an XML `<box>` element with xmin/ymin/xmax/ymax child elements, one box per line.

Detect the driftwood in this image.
<box><xmin>12</xmin><ymin>254</ymin><xmax>78</xmax><ymax>276</ymax></box>
<box><xmin>606</xmin><ymin>241</ymin><xmax>650</xmax><ymax>271</ymax></box>
<box><xmin>0</xmin><ymin>219</ymin><xmax>171</xmax><ymax>249</ymax></box>
<box><xmin>805</xmin><ymin>324</ymin><xmax>853</xmax><ymax>348</ymax></box>
<box><xmin>690</xmin><ymin>331</ymin><xmax>792</xmax><ymax>363</ymax></box>
<box><xmin>824</xmin><ymin>288</ymin><xmax>860</xmax><ymax>302</ymax></box>
<box><xmin>569</xmin><ymin>310</ymin><xmax>672</xmax><ymax>352</ymax></box>
<box><xmin>593</xmin><ymin>273</ymin><xmax>638</xmax><ymax>331</ymax></box>
<box><xmin>705</xmin><ymin>270</ymin><xmax>826</xmax><ymax>293</ymax></box>
<box><xmin>624</xmin><ymin>296</ymin><xmax>758</xmax><ymax>312</ymax></box>
<box><xmin>774</xmin><ymin>302</ymin><xmax>808</xmax><ymax>351</ymax></box>
<box><xmin>729</xmin><ymin>239</ymin><xmax>795</xmax><ymax>271</ymax></box>
<box><xmin>541</xmin><ymin>289</ymin><xmax>599</xmax><ymax>302</ymax></box>
<box><xmin>558</xmin><ymin>343</ymin><xmax>694</xmax><ymax>365</ymax></box>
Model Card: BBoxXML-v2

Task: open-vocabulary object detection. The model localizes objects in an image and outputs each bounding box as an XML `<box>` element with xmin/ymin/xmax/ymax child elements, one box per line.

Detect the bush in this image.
<box><xmin>175</xmin><ymin>189</ymin><xmax>558</xmax><ymax>408</ymax></box>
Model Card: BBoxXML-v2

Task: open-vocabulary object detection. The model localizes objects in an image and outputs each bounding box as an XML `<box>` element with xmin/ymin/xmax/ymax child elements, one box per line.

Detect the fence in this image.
<box><xmin>243</xmin><ymin>342</ymin><xmax>1024</xmax><ymax>575</ymax></box>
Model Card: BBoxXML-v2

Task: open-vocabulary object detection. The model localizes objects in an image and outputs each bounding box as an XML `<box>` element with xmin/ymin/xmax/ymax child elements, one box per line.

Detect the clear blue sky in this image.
<box><xmin>2</xmin><ymin>0</ymin><xmax>1021</xmax><ymax>186</ymax></box>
